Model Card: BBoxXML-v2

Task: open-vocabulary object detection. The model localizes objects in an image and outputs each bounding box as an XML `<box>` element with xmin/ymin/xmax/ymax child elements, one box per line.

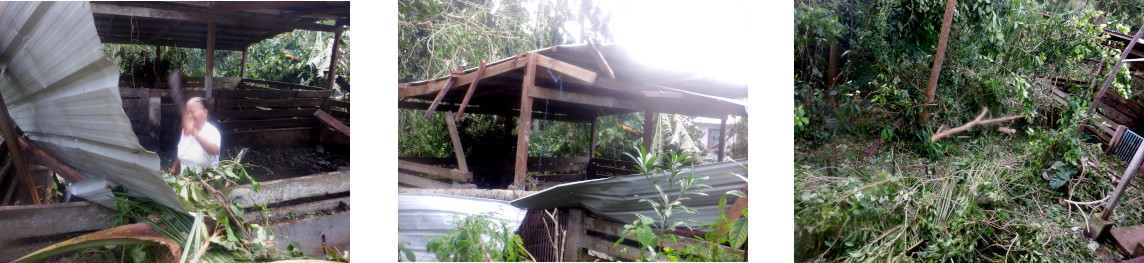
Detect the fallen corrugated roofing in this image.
<box><xmin>510</xmin><ymin>160</ymin><xmax>747</xmax><ymax>229</ymax></box>
<box><xmin>398</xmin><ymin>193</ymin><xmax>528</xmax><ymax>262</ymax></box>
<box><xmin>0</xmin><ymin>2</ymin><xmax>183</xmax><ymax>211</ymax></box>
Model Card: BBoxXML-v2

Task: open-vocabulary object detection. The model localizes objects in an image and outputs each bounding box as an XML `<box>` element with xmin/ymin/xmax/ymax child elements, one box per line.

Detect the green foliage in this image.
<box><xmin>426</xmin><ymin>212</ymin><xmax>533</xmax><ymax>262</ymax></box>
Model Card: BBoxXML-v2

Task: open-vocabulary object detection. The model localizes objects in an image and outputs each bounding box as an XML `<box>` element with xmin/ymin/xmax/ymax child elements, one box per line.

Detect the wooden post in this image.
<box><xmin>324</xmin><ymin>26</ymin><xmax>344</xmax><ymax>90</ymax></box>
<box><xmin>563</xmin><ymin>208</ymin><xmax>584</xmax><ymax>261</ymax></box>
<box><xmin>205</xmin><ymin>22</ymin><xmax>216</xmax><ymax>100</ymax></box>
<box><xmin>445</xmin><ymin>112</ymin><xmax>468</xmax><ymax>173</ymax></box>
<box><xmin>512</xmin><ymin>52</ymin><xmax>537</xmax><ymax>189</ymax></box>
<box><xmin>240</xmin><ymin>44</ymin><xmax>248</xmax><ymax>79</ymax></box>
<box><xmin>921</xmin><ymin>0</ymin><xmax>957</xmax><ymax>123</ymax></box>
<box><xmin>0</xmin><ymin>95</ymin><xmax>38</xmax><ymax>204</ymax></box>
<box><xmin>718</xmin><ymin>116</ymin><xmax>727</xmax><ymax>162</ymax></box>
<box><xmin>153</xmin><ymin>45</ymin><xmax>161</xmax><ymax>82</ymax></box>
<box><xmin>642</xmin><ymin>111</ymin><xmax>658</xmax><ymax>152</ymax></box>
<box><xmin>589</xmin><ymin>117</ymin><xmax>598</xmax><ymax>157</ymax></box>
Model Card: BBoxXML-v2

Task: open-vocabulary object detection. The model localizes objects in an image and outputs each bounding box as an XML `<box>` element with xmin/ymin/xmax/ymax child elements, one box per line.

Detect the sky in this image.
<box><xmin>529</xmin><ymin>0</ymin><xmax>752</xmax><ymax>85</ymax></box>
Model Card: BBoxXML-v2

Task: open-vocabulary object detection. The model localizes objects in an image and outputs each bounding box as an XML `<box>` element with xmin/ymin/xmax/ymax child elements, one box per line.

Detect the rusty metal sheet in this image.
<box><xmin>0</xmin><ymin>2</ymin><xmax>183</xmax><ymax>211</ymax></box>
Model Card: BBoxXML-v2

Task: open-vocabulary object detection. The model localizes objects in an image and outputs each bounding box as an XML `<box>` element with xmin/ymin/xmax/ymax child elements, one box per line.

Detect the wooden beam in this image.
<box><xmin>398</xmin><ymin>160</ymin><xmax>471</xmax><ymax>182</ymax></box>
<box><xmin>444</xmin><ymin>112</ymin><xmax>469</xmax><ymax>173</ymax></box>
<box><xmin>589</xmin><ymin>117</ymin><xmax>598</xmax><ymax>157</ymax></box>
<box><xmin>89</xmin><ymin>3</ymin><xmax>340</xmax><ymax>32</ymax></box>
<box><xmin>148</xmin><ymin>20</ymin><xmax>181</xmax><ymax>42</ymax></box>
<box><xmin>209</xmin><ymin>1</ymin><xmax>329</xmax><ymax>13</ymax></box>
<box><xmin>205</xmin><ymin>22</ymin><xmax>216</xmax><ymax>100</ymax></box>
<box><xmin>643</xmin><ymin>111</ymin><xmax>658</xmax><ymax>152</ymax></box>
<box><xmin>324</xmin><ymin>27</ymin><xmax>344</xmax><ymax>90</ymax></box>
<box><xmin>421</xmin><ymin>72</ymin><xmax>460</xmax><ymax>120</ymax></box>
<box><xmin>397</xmin><ymin>100</ymin><xmax>594</xmax><ymax>123</ymax></box>
<box><xmin>314</xmin><ymin>109</ymin><xmax>350</xmax><ymax>137</ymax></box>
<box><xmin>455</xmin><ymin>60</ymin><xmax>488</xmax><ymax>120</ymax></box>
<box><xmin>16</xmin><ymin>137</ymin><xmax>85</xmax><ymax>183</ymax></box>
<box><xmin>563</xmin><ymin>208</ymin><xmax>585</xmax><ymax>261</ymax></box>
<box><xmin>513</xmin><ymin>52</ymin><xmax>538</xmax><ymax>189</ymax></box>
<box><xmin>718</xmin><ymin>116</ymin><xmax>727</xmax><ymax>162</ymax></box>
<box><xmin>534</xmin><ymin>54</ymin><xmax>597</xmax><ymax>85</ymax></box>
<box><xmin>240</xmin><ymin>44</ymin><xmax>248</xmax><ymax>78</ymax></box>
<box><xmin>585</xmin><ymin>38</ymin><xmax>615</xmax><ymax>79</ymax></box>
<box><xmin>0</xmin><ymin>107</ymin><xmax>36</xmax><ymax>204</ymax></box>
<box><xmin>398</xmin><ymin>172</ymin><xmax>453</xmax><ymax>189</ymax></box>
<box><xmin>398</xmin><ymin>54</ymin><xmax>530</xmax><ymax>98</ymax></box>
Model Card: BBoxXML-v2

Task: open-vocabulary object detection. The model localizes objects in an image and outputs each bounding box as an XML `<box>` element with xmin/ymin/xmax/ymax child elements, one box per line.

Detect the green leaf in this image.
<box><xmin>729</xmin><ymin>218</ymin><xmax>747</xmax><ymax>249</ymax></box>
<box><xmin>636</xmin><ymin>227</ymin><xmax>658</xmax><ymax>249</ymax></box>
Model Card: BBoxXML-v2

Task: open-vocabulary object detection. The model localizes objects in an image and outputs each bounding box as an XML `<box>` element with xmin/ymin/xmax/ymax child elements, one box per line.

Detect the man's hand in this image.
<box><xmin>182</xmin><ymin>114</ymin><xmax>195</xmax><ymax>136</ymax></box>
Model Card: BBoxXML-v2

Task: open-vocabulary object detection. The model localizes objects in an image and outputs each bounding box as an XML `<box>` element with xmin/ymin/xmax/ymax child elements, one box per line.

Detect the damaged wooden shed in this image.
<box><xmin>398</xmin><ymin>42</ymin><xmax>747</xmax><ymax>190</ymax></box>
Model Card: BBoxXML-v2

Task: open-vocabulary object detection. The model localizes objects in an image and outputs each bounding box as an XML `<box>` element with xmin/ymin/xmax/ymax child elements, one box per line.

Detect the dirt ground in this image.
<box><xmin>160</xmin><ymin>145</ymin><xmax>349</xmax><ymax>182</ymax></box>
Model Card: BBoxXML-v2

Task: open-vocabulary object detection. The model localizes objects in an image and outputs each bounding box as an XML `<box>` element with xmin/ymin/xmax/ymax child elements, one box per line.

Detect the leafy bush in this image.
<box><xmin>426</xmin><ymin>211</ymin><xmax>533</xmax><ymax>262</ymax></box>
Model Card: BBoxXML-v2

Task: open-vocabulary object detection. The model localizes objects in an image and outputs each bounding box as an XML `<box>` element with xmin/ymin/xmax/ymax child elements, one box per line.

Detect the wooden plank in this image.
<box><xmin>315</xmin><ymin>109</ymin><xmax>350</xmax><ymax>137</ymax></box>
<box><xmin>209</xmin><ymin>1</ymin><xmax>328</xmax><ymax>13</ymax></box>
<box><xmin>535</xmin><ymin>54</ymin><xmax>598</xmax><ymax>85</ymax></box>
<box><xmin>217</xmin><ymin>98</ymin><xmax>324</xmax><ymax>109</ymax></box>
<box><xmin>398</xmin><ymin>157</ymin><xmax>458</xmax><ymax>166</ymax></box>
<box><xmin>0</xmin><ymin>202</ymin><xmax>117</xmax><ymax>262</ymax></box>
<box><xmin>121</xmin><ymin>99</ymin><xmax>145</xmax><ymax>109</ymax></box>
<box><xmin>330</xmin><ymin>100</ymin><xmax>350</xmax><ymax>110</ymax></box>
<box><xmin>222</xmin><ymin>127</ymin><xmax>315</xmax><ymax>147</ymax></box>
<box><xmin>527</xmin><ymin>156</ymin><xmax>591</xmax><ymax>164</ymax></box>
<box><xmin>398</xmin><ymin>172</ymin><xmax>453</xmax><ymax>189</ymax></box>
<box><xmin>398</xmin><ymin>160</ymin><xmax>471</xmax><ymax>182</ymax></box>
<box><xmin>89</xmin><ymin>3</ymin><xmax>340</xmax><ymax>32</ymax></box>
<box><xmin>1091</xmin><ymin>23</ymin><xmax>1144</xmax><ymax>116</ymax></box>
<box><xmin>643</xmin><ymin>111</ymin><xmax>658</xmax><ymax>151</ymax></box>
<box><xmin>206</xmin><ymin>22</ymin><xmax>215</xmax><ymax>100</ymax></box>
<box><xmin>227</xmin><ymin>171</ymin><xmax>350</xmax><ymax>208</ymax></box>
<box><xmin>589</xmin><ymin>118</ymin><xmax>599</xmax><ymax>157</ymax></box>
<box><xmin>528</xmin><ymin>86</ymin><xmax>640</xmax><ymax>112</ymax></box>
<box><xmin>422</xmin><ymin>72</ymin><xmax>460</xmax><ymax>120</ymax></box>
<box><xmin>398</xmin><ymin>54</ymin><xmax>530</xmax><ymax>98</ymax></box>
<box><xmin>591</xmin><ymin>158</ymin><xmax>638</xmax><ymax>168</ymax></box>
<box><xmin>564</xmin><ymin>209</ymin><xmax>585</xmax><ymax>261</ymax></box>
<box><xmin>329</xmin><ymin>110</ymin><xmax>349</xmax><ymax>121</ymax></box>
<box><xmin>214</xmin><ymin>89</ymin><xmax>331</xmax><ymax>99</ymax></box>
<box><xmin>455</xmin><ymin>60</ymin><xmax>488</xmax><ymax>120</ymax></box>
<box><xmin>242</xmin><ymin>196</ymin><xmax>350</xmax><ymax>223</ymax></box>
<box><xmin>17</xmin><ymin>137</ymin><xmax>86</xmax><ymax>182</ymax></box>
<box><xmin>220</xmin><ymin>118</ymin><xmax>317</xmax><ymax>131</ymax></box>
<box><xmin>592</xmin><ymin>165</ymin><xmax>638</xmax><ymax>176</ymax></box>
<box><xmin>583</xmin><ymin>235</ymin><xmax>644</xmax><ymax>261</ymax></box>
<box><xmin>514</xmin><ymin>53</ymin><xmax>538</xmax><ymax>189</ymax></box>
<box><xmin>0</xmin><ymin>91</ymin><xmax>37</xmax><ymax>204</ymax></box>
<box><xmin>532</xmin><ymin>173</ymin><xmax>585</xmax><ymax>182</ymax></box>
<box><xmin>397</xmin><ymin>100</ymin><xmax>594</xmax><ymax>123</ymax></box>
<box><xmin>243</xmin><ymin>78</ymin><xmax>325</xmax><ymax>90</ymax></box>
<box><xmin>217</xmin><ymin>109</ymin><xmax>316</xmax><ymax>120</ymax></box>
<box><xmin>585</xmin><ymin>38</ymin><xmax>615</xmax><ymax>79</ymax></box>
<box><xmin>444</xmin><ymin>112</ymin><xmax>467</xmax><ymax>172</ymax></box>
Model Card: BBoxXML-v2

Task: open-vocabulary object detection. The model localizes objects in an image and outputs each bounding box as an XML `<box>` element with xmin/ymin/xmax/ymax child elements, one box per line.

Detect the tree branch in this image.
<box><xmin>930</xmin><ymin>107</ymin><xmax>1024</xmax><ymax>141</ymax></box>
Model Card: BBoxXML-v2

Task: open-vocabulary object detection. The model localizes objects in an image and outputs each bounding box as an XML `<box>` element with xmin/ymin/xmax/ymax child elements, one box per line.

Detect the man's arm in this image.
<box><xmin>193</xmin><ymin>131</ymin><xmax>220</xmax><ymax>156</ymax></box>
<box><xmin>170</xmin><ymin>159</ymin><xmax>181</xmax><ymax>175</ymax></box>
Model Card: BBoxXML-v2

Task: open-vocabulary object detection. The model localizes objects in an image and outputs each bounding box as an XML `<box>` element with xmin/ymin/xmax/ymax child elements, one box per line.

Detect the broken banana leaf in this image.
<box><xmin>11</xmin><ymin>222</ymin><xmax>181</xmax><ymax>263</ymax></box>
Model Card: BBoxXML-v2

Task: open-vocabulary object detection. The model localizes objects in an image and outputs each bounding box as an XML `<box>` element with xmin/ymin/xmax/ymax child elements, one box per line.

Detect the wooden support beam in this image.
<box><xmin>454</xmin><ymin>60</ymin><xmax>487</xmax><ymax>120</ymax></box>
<box><xmin>205</xmin><ymin>22</ymin><xmax>216</xmax><ymax>100</ymax></box>
<box><xmin>585</xmin><ymin>38</ymin><xmax>615</xmax><ymax>79</ymax></box>
<box><xmin>1092</xmin><ymin>24</ymin><xmax>1144</xmax><ymax>116</ymax></box>
<box><xmin>643</xmin><ymin>111</ymin><xmax>658</xmax><ymax>152</ymax></box>
<box><xmin>314</xmin><ymin>109</ymin><xmax>350</xmax><ymax>137</ymax></box>
<box><xmin>398</xmin><ymin>54</ymin><xmax>530</xmax><ymax>98</ymax></box>
<box><xmin>209</xmin><ymin>1</ymin><xmax>328</xmax><ymax>13</ymax></box>
<box><xmin>240</xmin><ymin>44</ymin><xmax>248</xmax><ymax>78</ymax></box>
<box><xmin>148</xmin><ymin>20</ymin><xmax>181</xmax><ymax>42</ymax></box>
<box><xmin>398</xmin><ymin>160</ymin><xmax>471</xmax><ymax>182</ymax></box>
<box><xmin>324</xmin><ymin>26</ymin><xmax>344</xmax><ymax>90</ymax></box>
<box><xmin>718</xmin><ymin>116</ymin><xmax>727</xmax><ymax>162</ymax></box>
<box><xmin>89</xmin><ymin>3</ymin><xmax>340</xmax><ymax>32</ymax></box>
<box><xmin>589</xmin><ymin>117</ymin><xmax>598</xmax><ymax>157</ymax></box>
<box><xmin>513</xmin><ymin>52</ymin><xmax>538</xmax><ymax>189</ymax></box>
<box><xmin>534</xmin><ymin>54</ymin><xmax>597</xmax><ymax>85</ymax></box>
<box><xmin>563</xmin><ymin>208</ymin><xmax>585</xmax><ymax>261</ymax></box>
<box><xmin>16</xmin><ymin>137</ymin><xmax>85</xmax><ymax>183</ymax></box>
<box><xmin>444</xmin><ymin>112</ymin><xmax>469</xmax><ymax>173</ymax></box>
<box><xmin>421</xmin><ymin>70</ymin><xmax>462</xmax><ymax>120</ymax></box>
<box><xmin>0</xmin><ymin>105</ymin><xmax>36</xmax><ymax>204</ymax></box>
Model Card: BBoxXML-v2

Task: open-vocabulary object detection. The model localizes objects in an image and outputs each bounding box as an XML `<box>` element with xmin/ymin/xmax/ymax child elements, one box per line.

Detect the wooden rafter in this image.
<box><xmin>421</xmin><ymin>69</ymin><xmax>463</xmax><ymax>120</ymax></box>
<box><xmin>585</xmin><ymin>38</ymin><xmax>615</xmax><ymax>79</ymax></box>
<box><xmin>398</xmin><ymin>54</ymin><xmax>530</xmax><ymax>98</ymax></box>
<box><xmin>147</xmin><ymin>19</ymin><xmax>181</xmax><ymax>42</ymax></box>
<box><xmin>535</xmin><ymin>54</ymin><xmax>597</xmax><ymax>85</ymax></box>
<box><xmin>454</xmin><ymin>60</ymin><xmax>487</xmax><ymax>120</ymax></box>
<box><xmin>90</xmin><ymin>3</ymin><xmax>340</xmax><ymax>32</ymax></box>
<box><xmin>208</xmin><ymin>1</ymin><xmax>329</xmax><ymax>13</ymax></box>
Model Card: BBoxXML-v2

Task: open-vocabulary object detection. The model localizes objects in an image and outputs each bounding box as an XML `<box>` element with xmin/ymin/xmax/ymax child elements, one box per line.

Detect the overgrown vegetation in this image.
<box><xmin>426</xmin><ymin>212</ymin><xmax>534</xmax><ymax>262</ymax></box>
<box><xmin>796</xmin><ymin>0</ymin><xmax>1144</xmax><ymax>261</ymax></box>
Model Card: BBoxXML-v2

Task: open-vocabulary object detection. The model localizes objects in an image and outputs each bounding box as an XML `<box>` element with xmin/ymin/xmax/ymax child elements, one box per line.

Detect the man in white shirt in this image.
<box><xmin>170</xmin><ymin>97</ymin><xmax>221</xmax><ymax>175</ymax></box>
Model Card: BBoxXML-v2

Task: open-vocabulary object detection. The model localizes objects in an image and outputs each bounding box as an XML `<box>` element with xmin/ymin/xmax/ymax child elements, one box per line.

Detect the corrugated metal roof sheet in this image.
<box><xmin>0</xmin><ymin>2</ymin><xmax>183</xmax><ymax>212</ymax></box>
<box><xmin>510</xmin><ymin>160</ymin><xmax>747</xmax><ymax>229</ymax></box>
<box><xmin>398</xmin><ymin>193</ymin><xmax>528</xmax><ymax>262</ymax></box>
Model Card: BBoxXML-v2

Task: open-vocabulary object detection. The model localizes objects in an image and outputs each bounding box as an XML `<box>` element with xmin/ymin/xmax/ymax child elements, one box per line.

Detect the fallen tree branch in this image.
<box><xmin>930</xmin><ymin>107</ymin><xmax>1024</xmax><ymax>141</ymax></box>
<box><xmin>1063</xmin><ymin>195</ymin><xmax>1110</xmax><ymax>206</ymax></box>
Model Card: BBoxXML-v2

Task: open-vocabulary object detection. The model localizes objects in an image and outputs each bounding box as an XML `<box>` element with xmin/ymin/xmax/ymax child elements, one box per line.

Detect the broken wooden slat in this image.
<box><xmin>585</xmin><ymin>38</ymin><xmax>615</xmax><ymax>79</ymax></box>
<box><xmin>454</xmin><ymin>60</ymin><xmax>488</xmax><ymax>120</ymax></box>
<box><xmin>534</xmin><ymin>54</ymin><xmax>598</xmax><ymax>85</ymax></box>
<box><xmin>16</xmin><ymin>137</ymin><xmax>86</xmax><ymax>183</ymax></box>
<box><xmin>314</xmin><ymin>109</ymin><xmax>350</xmax><ymax>137</ymax></box>
<box><xmin>443</xmin><ymin>112</ymin><xmax>468</xmax><ymax>174</ymax></box>
<box><xmin>217</xmin><ymin>98</ymin><xmax>324</xmax><ymax>109</ymax></box>
<box><xmin>214</xmin><ymin>89</ymin><xmax>331</xmax><ymax>99</ymax></box>
<box><xmin>398</xmin><ymin>160</ymin><xmax>471</xmax><ymax>183</ymax></box>
<box><xmin>1092</xmin><ymin>23</ymin><xmax>1144</xmax><ymax>116</ymax></box>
